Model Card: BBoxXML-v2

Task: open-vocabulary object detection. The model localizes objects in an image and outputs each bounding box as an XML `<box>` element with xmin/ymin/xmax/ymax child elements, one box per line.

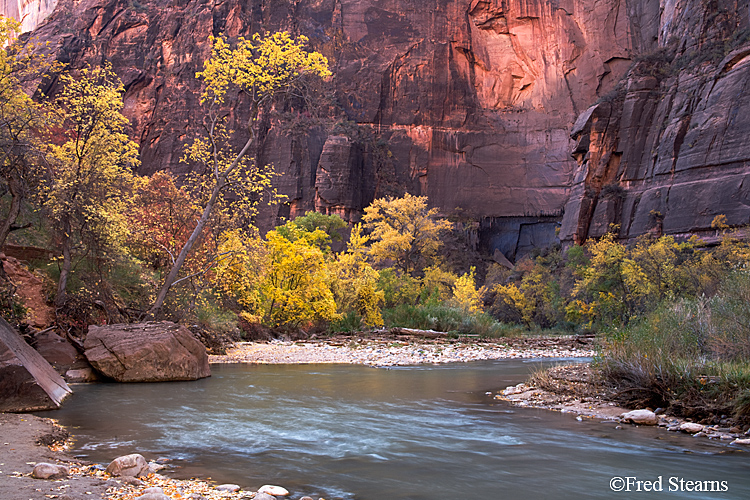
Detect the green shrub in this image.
<box><xmin>329</xmin><ymin>311</ymin><xmax>364</xmax><ymax>334</ymax></box>
<box><xmin>382</xmin><ymin>303</ymin><xmax>510</xmax><ymax>337</ymax></box>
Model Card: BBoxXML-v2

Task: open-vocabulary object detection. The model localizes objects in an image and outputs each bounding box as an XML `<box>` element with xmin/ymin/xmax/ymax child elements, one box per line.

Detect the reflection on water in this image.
<box><xmin>49</xmin><ymin>361</ymin><xmax>750</xmax><ymax>499</ymax></box>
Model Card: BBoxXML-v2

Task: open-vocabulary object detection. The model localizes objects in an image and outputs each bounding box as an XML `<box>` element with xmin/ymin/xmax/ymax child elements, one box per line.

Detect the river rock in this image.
<box><xmin>31</xmin><ymin>463</ymin><xmax>69</xmax><ymax>479</ymax></box>
<box><xmin>106</xmin><ymin>454</ymin><xmax>150</xmax><ymax>477</ymax></box>
<box><xmin>679</xmin><ymin>422</ymin><xmax>704</xmax><ymax>434</ymax></box>
<box><xmin>620</xmin><ymin>410</ymin><xmax>658</xmax><ymax>425</ymax></box>
<box><xmin>731</xmin><ymin>438</ymin><xmax>750</xmax><ymax>445</ymax></box>
<box><xmin>254</xmin><ymin>493</ymin><xmax>277</xmax><ymax>500</ymax></box>
<box><xmin>0</xmin><ymin>317</ymin><xmax>72</xmax><ymax>411</ymax></box>
<box><xmin>215</xmin><ymin>484</ymin><xmax>241</xmax><ymax>492</ymax></box>
<box><xmin>65</xmin><ymin>367</ymin><xmax>99</xmax><ymax>383</ymax></box>
<box><xmin>84</xmin><ymin>322</ymin><xmax>210</xmax><ymax>382</ymax></box>
<box><xmin>259</xmin><ymin>485</ymin><xmax>289</xmax><ymax>496</ymax></box>
<box><xmin>136</xmin><ymin>494</ymin><xmax>170</xmax><ymax>500</ymax></box>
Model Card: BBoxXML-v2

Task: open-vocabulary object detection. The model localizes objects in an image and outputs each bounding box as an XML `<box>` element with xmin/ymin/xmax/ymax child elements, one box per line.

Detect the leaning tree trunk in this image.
<box><xmin>147</xmin><ymin>128</ymin><xmax>257</xmax><ymax>317</ymax></box>
<box><xmin>147</xmin><ymin>186</ymin><xmax>221</xmax><ymax>317</ymax></box>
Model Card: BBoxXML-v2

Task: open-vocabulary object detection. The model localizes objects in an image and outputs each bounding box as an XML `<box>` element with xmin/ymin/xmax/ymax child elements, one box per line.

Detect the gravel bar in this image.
<box><xmin>210</xmin><ymin>338</ymin><xmax>595</xmax><ymax>366</ymax></box>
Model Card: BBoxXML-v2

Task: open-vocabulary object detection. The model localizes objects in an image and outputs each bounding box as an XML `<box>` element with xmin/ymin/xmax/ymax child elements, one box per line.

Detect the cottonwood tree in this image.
<box><xmin>148</xmin><ymin>31</ymin><xmax>331</xmax><ymax>316</ymax></box>
<box><xmin>46</xmin><ymin>65</ymin><xmax>140</xmax><ymax>307</ymax></box>
<box><xmin>362</xmin><ymin>193</ymin><xmax>451</xmax><ymax>276</ymax></box>
<box><xmin>261</xmin><ymin>222</ymin><xmax>338</xmax><ymax>327</ymax></box>
<box><xmin>0</xmin><ymin>17</ymin><xmax>57</xmax><ymax>248</ymax></box>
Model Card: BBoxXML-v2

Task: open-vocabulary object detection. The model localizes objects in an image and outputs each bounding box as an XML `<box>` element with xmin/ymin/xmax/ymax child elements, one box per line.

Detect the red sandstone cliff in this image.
<box><xmin>5</xmin><ymin>0</ymin><xmax>750</xmax><ymax>259</ymax></box>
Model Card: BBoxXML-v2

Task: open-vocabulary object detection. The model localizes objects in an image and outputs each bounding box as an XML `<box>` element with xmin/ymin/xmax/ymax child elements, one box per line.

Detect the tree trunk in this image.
<box><xmin>147</xmin><ymin>103</ymin><xmax>259</xmax><ymax>318</ymax></box>
<box><xmin>0</xmin><ymin>173</ymin><xmax>23</xmax><ymax>250</ymax></box>
<box><xmin>148</xmin><ymin>186</ymin><xmax>220</xmax><ymax>317</ymax></box>
<box><xmin>55</xmin><ymin>220</ymin><xmax>72</xmax><ymax>308</ymax></box>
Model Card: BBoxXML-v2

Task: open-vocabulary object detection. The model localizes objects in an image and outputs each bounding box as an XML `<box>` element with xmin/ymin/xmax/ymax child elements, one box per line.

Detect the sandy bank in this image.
<box><xmin>0</xmin><ymin>413</ymin><xmax>303</xmax><ymax>500</ymax></box>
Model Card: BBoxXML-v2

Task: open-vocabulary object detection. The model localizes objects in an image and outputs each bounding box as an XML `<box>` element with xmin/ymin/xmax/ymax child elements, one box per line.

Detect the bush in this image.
<box><xmin>598</xmin><ymin>273</ymin><xmax>750</xmax><ymax>421</ymax></box>
<box><xmin>382</xmin><ymin>303</ymin><xmax>510</xmax><ymax>337</ymax></box>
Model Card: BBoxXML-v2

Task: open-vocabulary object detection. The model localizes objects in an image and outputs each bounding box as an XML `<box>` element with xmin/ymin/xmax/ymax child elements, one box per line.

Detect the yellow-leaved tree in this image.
<box><xmin>452</xmin><ymin>267</ymin><xmax>484</xmax><ymax>314</ymax></box>
<box><xmin>149</xmin><ymin>31</ymin><xmax>331</xmax><ymax>316</ymax></box>
<box><xmin>46</xmin><ymin>65</ymin><xmax>140</xmax><ymax>307</ymax></box>
<box><xmin>362</xmin><ymin>193</ymin><xmax>451</xmax><ymax>276</ymax></box>
<box><xmin>261</xmin><ymin>222</ymin><xmax>338</xmax><ymax>327</ymax></box>
<box><xmin>0</xmin><ymin>16</ymin><xmax>57</xmax><ymax>248</ymax></box>
<box><xmin>332</xmin><ymin>223</ymin><xmax>384</xmax><ymax>327</ymax></box>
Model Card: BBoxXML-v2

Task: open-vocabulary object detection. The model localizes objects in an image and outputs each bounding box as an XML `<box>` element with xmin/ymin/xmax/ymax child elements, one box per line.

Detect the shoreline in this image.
<box><xmin>493</xmin><ymin>363</ymin><xmax>750</xmax><ymax>446</ymax></box>
<box><xmin>0</xmin><ymin>412</ymin><xmax>295</xmax><ymax>500</ymax></box>
<box><xmin>5</xmin><ymin>334</ymin><xmax>746</xmax><ymax>500</ymax></box>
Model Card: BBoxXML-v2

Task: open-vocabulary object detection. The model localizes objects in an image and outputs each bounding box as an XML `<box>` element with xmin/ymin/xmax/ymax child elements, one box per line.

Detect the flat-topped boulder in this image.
<box><xmin>84</xmin><ymin>322</ymin><xmax>210</xmax><ymax>382</ymax></box>
<box><xmin>0</xmin><ymin>318</ymin><xmax>72</xmax><ymax>412</ymax></box>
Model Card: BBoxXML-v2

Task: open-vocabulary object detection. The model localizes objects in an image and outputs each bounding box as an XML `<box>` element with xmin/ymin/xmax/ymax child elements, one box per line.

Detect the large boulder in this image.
<box><xmin>32</xmin><ymin>330</ymin><xmax>79</xmax><ymax>370</ymax></box>
<box><xmin>84</xmin><ymin>322</ymin><xmax>210</xmax><ymax>382</ymax></box>
<box><xmin>0</xmin><ymin>318</ymin><xmax>72</xmax><ymax>412</ymax></box>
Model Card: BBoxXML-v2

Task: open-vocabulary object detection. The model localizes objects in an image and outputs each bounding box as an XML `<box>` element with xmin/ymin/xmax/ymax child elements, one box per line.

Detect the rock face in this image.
<box><xmin>0</xmin><ymin>317</ymin><xmax>72</xmax><ymax>412</ymax></box>
<box><xmin>6</xmin><ymin>0</ymin><xmax>750</xmax><ymax>256</ymax></box>
<box><xmin>560</xmin><ymin>7</ymin><xmax>750</xmax><ymax>245</ymax></box>
<box><xmin>0</xmin><ymin>0</ymin><xmax>57</xmax><ymax>32</ymax></box>
<box><xmin>84</xmin><ymin>322</ymin><xmax>210</xmax><ymax>382</ymax></box>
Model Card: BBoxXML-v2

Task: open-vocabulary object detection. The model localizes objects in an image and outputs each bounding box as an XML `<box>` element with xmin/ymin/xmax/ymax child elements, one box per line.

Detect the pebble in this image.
<box><xmin>254</xmin><ymin>493</ymin><xmax>277</xmax><ymax>500</ymax></box>
<box><xmin>259</xmin><ymin>484</ymin><xmax>289</xmax><ymax>496</ymax></box>
<box><xmin>215</xmin><ymin>484</ymin><xmax>242</xmax><ymax>492</ymax></box>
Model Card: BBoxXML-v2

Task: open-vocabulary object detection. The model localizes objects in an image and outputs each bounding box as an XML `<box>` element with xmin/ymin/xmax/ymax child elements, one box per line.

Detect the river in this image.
<box><xmin>49</xmin><ymin>360</ymin><xmax>749</xmax><ymax>499</ymax></box>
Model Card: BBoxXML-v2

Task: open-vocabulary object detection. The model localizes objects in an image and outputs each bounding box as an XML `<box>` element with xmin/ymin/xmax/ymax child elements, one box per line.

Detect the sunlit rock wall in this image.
<box><xmin>18</xmin><ymin>0</ymin><xmax>750</xmax><ymax>258</ymax></box>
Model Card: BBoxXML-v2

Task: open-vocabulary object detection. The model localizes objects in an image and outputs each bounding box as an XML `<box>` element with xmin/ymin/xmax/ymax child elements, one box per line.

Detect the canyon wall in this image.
<box><xmin>5</xmin><ymin>0</ymin><xmax>750</xmax><ymax>259</ymax></box>
<box><xmin>0</xmin><ymin>0</ymin><xmax>56</xmax><ymax>32</ymax></box>
<box><xmin>560</xmin><ymin>0</ymin><xmax>750</xmax><ymax>244</ymax></box>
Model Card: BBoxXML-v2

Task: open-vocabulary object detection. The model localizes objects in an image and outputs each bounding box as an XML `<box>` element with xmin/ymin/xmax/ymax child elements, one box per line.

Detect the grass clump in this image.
<box><xmin>599</xmin><ymin>272</ymin><xmax>750</xmax><ymax>423</ymax></box>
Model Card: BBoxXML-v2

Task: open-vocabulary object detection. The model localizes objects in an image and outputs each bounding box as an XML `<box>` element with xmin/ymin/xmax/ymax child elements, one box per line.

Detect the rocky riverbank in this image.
<box><xmin>209</xmin><ymin>334</ymin><xmax>596</xmax><ymax>366</ymax></box>
<box><xmin>494</xmin><ymin>364</ymin><xmax>750</xmax><ymax>447</ymax></box>
<box><xmin>0</xmin><ymin>413</ymin><xmax>321</xmax><ymax>500</ymax></box>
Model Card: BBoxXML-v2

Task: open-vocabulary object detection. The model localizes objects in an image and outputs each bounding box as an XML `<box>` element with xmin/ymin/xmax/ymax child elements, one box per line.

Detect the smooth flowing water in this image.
<box><xmin>50</xmin><ymin>361</ymin><xmax>749</xmax><ymax>499</ymax></box>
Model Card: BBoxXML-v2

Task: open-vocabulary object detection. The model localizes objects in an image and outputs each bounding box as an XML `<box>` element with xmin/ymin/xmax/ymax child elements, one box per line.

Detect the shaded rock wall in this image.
<box><xmin>560</xmin><ymin>1</ymin><xmax>750</xmax><ymax>244</ymax></box>
<box><xmin>5</xmin><ymin>0</ymin><xmax>750</xmax><ymax>258</ymax></box>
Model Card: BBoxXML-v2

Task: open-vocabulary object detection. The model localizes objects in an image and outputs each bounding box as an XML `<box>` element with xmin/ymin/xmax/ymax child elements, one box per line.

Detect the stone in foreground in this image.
<box><xmin>679</xmin><ymin>422</ymin><xmax>704</xmax><ymax>434</ymax></box>
<box><xmin>0</xmin><ymin>317</ymin><xmax>72</xmax><ymax>412</ymax></box>
<box><xmin>31</xmin><ymin>463</ymin><xmax>69</xmax><ymax>479</ymax></box>
<box><xmin>84</xmin><ymin>322</ymin><xmax>210</xmax><ymax>382</ymax></box>
<box><xmin>136</xmin><ymin>494</ymin><xmax>170</xmax><ymax>500</ymax></box>
<box><xmin>259</xmin><ymin>485</ymin><xmax>290</xmax><ymax>496</ymax></box>
<box><xmin>620</xmin><ymin>409</ymin><xmax>658</xmax><ymax>425</ymax></box>
<box><xmin>106</xmin><ymin>454</ymin><xmax>150</xmax><ymax>478</ymax></box>
<box><xmin>215</xmin><ymin>484</ymin><xmax>241</xmax><ymax>492</ymax></box>
<box><xmin>254</xmin><ymin>493</ymin><xmax>277</xmax><ymax>500</ymax></box>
